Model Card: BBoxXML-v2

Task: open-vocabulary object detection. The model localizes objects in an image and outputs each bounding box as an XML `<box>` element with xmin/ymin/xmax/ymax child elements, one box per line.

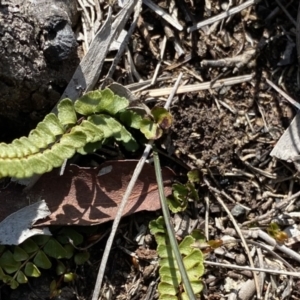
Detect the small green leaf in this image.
<box><xmin>190</xmin><ymin>229</ymin><xmax>206</xmax><ymax>242</ymax></box>
<box><xmin>187</xmin><ymin>169</ymin><xmax>200</xmax><ymax>183</ymax></box>
<box><xmin>63</xmin><ymin>272</ymin><xmax>77</xmax><ymax>283</ymax></box>
<box><xmin>0</xmin><ymin>250</ymin><xmax>21</xmax><ymax>274</ymax></box>
<box><xmin>16</xmin><ymin>270</ymin><xmax>28</xmax><ymax>284</ymax></box>
<box><xmin>183</xmin><ymin>249</ymin><xmax>204</xmax><ymax>270</ymax></box>
<box><xmin>57</xmin><ymin>228</ymin><xmax>83</xmax><ymax>246</ymax></box>
<box><xmin>157</xmin><ymin>244</ymin><xmax>174</xmax><ymax>259</ymax></box>
<box><xmin>80</xmin><ymin>120</ymin><xmax>104</xmax><ymax>143</ymax></box>
<box><xmin>96</xmin><ymin>89</ymin><xmax>129</xmax><ymax>115</ymax></box>
<box><xmin>158</xmin><ymin>282</ymin><xmax>178</xmax><ymax>296</ymax></box>
<box><xmin>60</xmin><ymin>127</ymin><xmax>87</xmax><ymax>148</ymax></box>
<box><xmin>186</xmin><ymin>182</ymin><xmax>199</xmax><ymax>202</ymax></box>
<box><xmin>33</xmin><ymin>250</ymin><xmax>52</xmax><ymax>269</ymax></box>
<box><xmin>74</xmin><ymin>252</ymin><xmax>90</xmax><ymax>265</ymax></box>
<box><xmin>190</xmin><ymin>281</ymin><xmax>204</xmax><ymax>294</ymax></box>
<box><xmin>43</xmin><ymin>113</ymin><xmax>65</xmax><ymax>136</ymax></box>
<box><xmin>32</xmin><ymin>235</ymin><xmax>51</xmax><ymax>246</ymax></box>
<box><xmin>50</xmin><ymin>279</ymin><xmax>58</xmax><ymax>292</ymax></box>
<box><xmin>88</xmin><ymin>114</ymin><xmax>138</xmax><ymax>151</ymax></box>
<box><xmin>18</xmin><ymin>137</ymin><xmax>39</xmax><ymax>155</ymax></box>
<box><xmin>75</xmin><ymin>90</ymin><xmax>102</xmax><ymax>115</ymax></box>
<box><xmin>24</xmin><ymin>262</ymin><xmax>41</xmax><ymax>277</ymax></box>
<box><xmin>160</xmin><ymin>266</ymin><xmax>181</xmax><ymax>285</ymax></box>
<box><xmin>20</xmin><ymin>239</ymin><xmax>39</xmax><ymax>253</ymax></box>
<box><xmin>27</xmin><ymin>153</ymin><xmax>51</xmax><ymax>175</ymax></box>
<box><xmin>9</xmin><ymin>279</ymin><xmax>19</xmax><ymax>289</ymax></box>
<box><xmin>57</xmin><ymin>98</ymin><xmax>77</xmax><ymax>125</ymax></box>
<box><xmin>140</xmin><ymin>118</ymin><xmax>162</xmax><ymax>140</ymax></box>
<box><xmin>167</xmin><ymin>195</ymin><xmax>188</xmax><ymax>213</ymax></box>
<box><xmin>167</xmin><ymin>183</ymin><xmax>189</xmax><ymax>213</ymax></box>
<box><xmin>179</xmin><ymin>236</ymin><xmax>195</xmax><ymax>256</ymax></box>
<box><xmin>149</xmin><ymin>217</ymin><xmax>166</xmax><ymax>235</ymax></box>
<box><xmin>56</xmin><ymin>260</ymin><xmax>66</xmax><ymax>275</ymax></box>
<box><xmin>119</xmin><ymin>110</ymin><xmax>142</xmax><ymax>129</ymax></box>
<box><xmin>13</xmin><ymin>246</ymin><xmax>29</xmax><ymax>261</ymax></box>
<box><xmin>42</xmin><ymin>149</ymin><xmax>65</xmax><ymax>168</ymax></box>
<box><xmin>2</xmin><ymin>274</ymin><xmax>13</xmax><ymax>284</ymax></box>
<box><xmin>0</xmin><ymin>267</ymin><xmax>5</xmax><ymax>280</ymax></box>
<box><xmin>64</xmin><ymin>244</ymin><xmax>74</xmax><ymax>259</ymax></box>
<box><xmin>151</xmin><ymin>107</ymin><xmax>173</xmax><ymax>130</ymax></box>
<box><xmin>159</xmin><ymin>295</ymin><xmax>177</xmax><ymax>300</ymax></box>
<box><xmin>77</xmin><ymin>141</ymin><xmax>103</xmax><ymax>155</ymax></box>
<box><xmin>27</xmin><ymin>128</ymin><xmax>48</xmax><ymax>149</ymax></box>
<box><xmin>43</xmin><ymin>239</ymin><xmax>67</xmax><ymax>259</ymax></box>
<box><xmin>51</xmin><ymin>143</ymin><xmax>76</xmax><ymax>160</ymax></box>
<box><xmin>36</xmin><ymin>121</ymin><xmax>56</xmax><ymax>144</ymax></box>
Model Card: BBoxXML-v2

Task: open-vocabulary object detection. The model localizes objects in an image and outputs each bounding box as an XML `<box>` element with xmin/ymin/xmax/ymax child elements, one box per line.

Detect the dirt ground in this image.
<box><xmin>2</xmin><ymin>0</ymin><xmax>300</xmax><ymax>299</ymax></box>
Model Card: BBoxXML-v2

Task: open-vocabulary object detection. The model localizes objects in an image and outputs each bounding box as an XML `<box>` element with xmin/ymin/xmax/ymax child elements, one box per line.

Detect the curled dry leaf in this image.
<box><xmin>0</xmin><ymin>160</ymin><xmax>174</xmax><ymax>226</ymax></box>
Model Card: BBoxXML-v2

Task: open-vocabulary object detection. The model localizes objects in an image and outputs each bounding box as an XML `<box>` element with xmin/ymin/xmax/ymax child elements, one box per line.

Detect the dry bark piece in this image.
<box><xmin>0</xmin><ymin>200</ymin><xmax>51</xmax><ymax>245</ymax></box>
<box><xmin>270</xmin><ymin>112</ymin><xmax>300</xmax><ymax>171</ymax></box>
<box><xmin>0</xmin><ymin>161</ymin><xmax>174</xmax><ymax>226</ymax></box>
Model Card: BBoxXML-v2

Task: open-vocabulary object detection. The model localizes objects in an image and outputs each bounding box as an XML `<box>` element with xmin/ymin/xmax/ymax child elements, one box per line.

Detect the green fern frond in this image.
<box><xmin>0</xmin><ymin>229</ymin><xmax>90</xmax><ymax>290</ymax></box>
<box><xmin>0</xmin><ymin>88</ymin><xmax>141</xmax><ymax>179</ymax></box>
<box><xmin>149</xmin><ymin>217</ymin><xmax>205</xmax><ymax>300</ymax></box>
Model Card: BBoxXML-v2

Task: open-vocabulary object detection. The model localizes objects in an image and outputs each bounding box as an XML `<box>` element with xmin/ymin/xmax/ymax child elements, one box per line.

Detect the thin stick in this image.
<box><xmin>145</xmin><ymin>74</ymin><xmax>253</xmax><ymax>96</ymax></box>
<box><xmin>274</xmin><ymin>0</ymin><xmax>297</xmax><ymax>27</ymax></box>
<box><xmin>143</xmin><ymin>0</ymin><xmax>183</xmax><ymax>31</ymax></box>
<box><xmin>151</xmin><ymin>36</ymin><xmax>167</xmax><ymax>85</ymax></box>
<box><xmin>266</xmin><ymin>78</ymin><xmax>300</xmax><ymax>110</ymax></box>
<box><xmin>188</xmin><ymin>0</ymin><xmax>260</xmax><ymax>33</ymax></box>
<box><xmin>204</xmin><ymin>261</ymin><xmax>300</xmax><ymax>277</ymax></box>
<box><xmin>91</xmin><ymin>144</ymin><xmax>153</xmax><ymax>300</ymax></box>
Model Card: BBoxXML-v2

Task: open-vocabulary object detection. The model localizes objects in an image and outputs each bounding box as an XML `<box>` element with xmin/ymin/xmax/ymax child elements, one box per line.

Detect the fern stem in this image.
<box><xmin>153</xmin><ymin>150</ymin><xmax>196</xmax><ymax>300</ymax></box>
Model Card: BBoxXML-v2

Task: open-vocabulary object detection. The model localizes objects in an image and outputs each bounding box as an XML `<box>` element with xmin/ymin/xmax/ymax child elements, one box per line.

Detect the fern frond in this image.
<box><xmin>0</xmin><ymin>88</ymin><xmax>141</xmax><ymax>179</ymax></box>
<box><xmin>149</xmin><ymin>217</ymin><xmax>205</xmax><ymax>300</ymax></box>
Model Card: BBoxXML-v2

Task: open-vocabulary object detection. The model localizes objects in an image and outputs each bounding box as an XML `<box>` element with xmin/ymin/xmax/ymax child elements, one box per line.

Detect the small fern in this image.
<box><xmin>0</xmin><ymin>228</ymin><xmax>89</xmax><ymax>291</ymax></box>
<box><xmin>0</xmin><ymin>89</ymin><xmax>141</xmax><ymax>178</ymax></box>
<box><xmin>149</xmin><ymin>216</ymin><xmax>205</xmax><ymax>300</ymax></box>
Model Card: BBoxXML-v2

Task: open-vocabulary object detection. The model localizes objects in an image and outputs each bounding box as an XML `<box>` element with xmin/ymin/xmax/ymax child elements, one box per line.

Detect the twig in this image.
<box><xmin>257</xmin><ymin>229</ymin><xmax>300</xmax><ymax>263</ymax></box>
<box><xmin>126</xmin><ymin>46</ymin><xmax>143</xmax><ymax>82</ymax></box>
<box><xmin>145</xmin><ymin>74</ymin><xmax>253</xmax><ymax>96</ymax></box>
<box><xmin>188</xmin><ymin>0</ymin><xmax>260</xmax><ymax>33</ymax></box>
<box><xmin>204</xmin><ymin>261</ymin><xmax>300</xmax><ymax>277</ymax></box>
<box><xmin>126</xmin><ymin>76</ymin><xmax>173</xmax><ymax>91</ymax></box>
<box><xmin>143</xmin><ymin>0</ymin><xmax>183</xmax><ymax>31</ymax></box>
<box><xmin>274</xmin><ymin>0</ymin><xmax>297</xmax><ymax>27</ymax></box>
<box><xmin>266</xmin><ymin>78</ymin><xmax>300</xmax><ymax>110</ymax></box>
<box><xmin>151</xmin><ymin>36</ymin><xmax>167</xmax><ymax>85</ymax></box>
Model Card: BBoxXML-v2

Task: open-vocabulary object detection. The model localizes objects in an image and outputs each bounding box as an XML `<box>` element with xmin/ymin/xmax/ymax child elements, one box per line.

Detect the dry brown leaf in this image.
<box><xmin>0</xmin><ymin>160</ymin><xmax>174</xmax><ymax>226</ymax></box>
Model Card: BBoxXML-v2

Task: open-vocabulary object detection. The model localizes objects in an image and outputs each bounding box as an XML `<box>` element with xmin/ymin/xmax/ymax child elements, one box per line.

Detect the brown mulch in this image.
<box><xmin>2</xmin><ymin>0</ymin><xmax>300</xmax><ymax>299</ymax></box>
